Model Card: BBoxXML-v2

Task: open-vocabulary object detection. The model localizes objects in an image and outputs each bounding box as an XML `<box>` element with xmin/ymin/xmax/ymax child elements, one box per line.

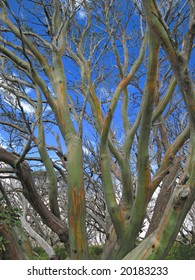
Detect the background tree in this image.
<box><xmin>0</xmin><ymin>179</ymin><xmax>32</xmax><ymax>259</ymax></box>
<box><xmin>0</xmin><ymin>0</ymin><xmax>194</xmax><ymax>259</ymax></box>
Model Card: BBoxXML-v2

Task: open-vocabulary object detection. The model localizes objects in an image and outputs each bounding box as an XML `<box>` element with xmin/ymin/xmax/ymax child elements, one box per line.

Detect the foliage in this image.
<box><xmin>32</xmin><ymin>245</ymin><xmax>103</xmax><ymax>260</ymax></box>
<box><xmin>32</xmin><ymin>246</ymin><xmax>48</xmax><ymax>260</ymax></box>
<box><xmin>0</xmin><ymin>206</ymin><xmax>21</xmax><ymax>228</ymax></box>
<box><xmin>0</xmin><ymin>236</ymin><xmax>7</xmax><ymax>256</ymax></box>
<box><xmin>54</xmin><ymin>245</ymin><xmax>69</xmax><ymax>260</ymax></box>
<box><xmin>0</xmin><ymin>195</ymin><xmax>23</xmax><ymax>258</ymax></box>
<box><xmin>166</xmin><ymin>242</ymin><xmax>195</xmax><ymax>260</ymax></box>
<box><xmin>89</xmin><ymin>245</ymin><xmax>103</xmax><ymax>260</ymax></box>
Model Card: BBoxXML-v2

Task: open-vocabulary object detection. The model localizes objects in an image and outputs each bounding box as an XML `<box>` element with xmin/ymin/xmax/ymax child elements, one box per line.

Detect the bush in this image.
<box><xmin>54</xmin><ymin>245</ymin><xmax>68</xmax><ymax>260</ymax></box>
<box><xmin>32</xmin><ymin>247</ymin><xmax>48</xmax><ymax>260</ymax></box>
<box><xmin>89</xmin><ymin>245</ymin><xmax>103</xmax><ymax>260</ymax></box>
<box><xmin>166</xmin><ymin>242</ymin><xmax>195</xmax><ymax>260</ymax></box>
<box><xmin>54</xmin><ymin>245</ymin><xmax>103</xmax><ymax>260</ymax></box>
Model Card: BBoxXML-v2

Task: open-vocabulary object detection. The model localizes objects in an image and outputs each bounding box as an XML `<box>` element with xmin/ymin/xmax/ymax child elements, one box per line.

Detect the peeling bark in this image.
<box><xmin>124</xmin><ymin>183</ymin><xmax>194</xmax><ymax>259</ymax></box>
<box><xmin>146</xmin><ymin>158</ymin><xmax>181</xmax><ymax>237</ymax></box>
<box><xmin>114</xmin><ymin>30</ymin><xmax>160</xmax><ymax>260</ymax></box>
<box><xmin>67</xmin><ymin>138</ymin><xmax>89</xmax><ymax>259</ymax></box>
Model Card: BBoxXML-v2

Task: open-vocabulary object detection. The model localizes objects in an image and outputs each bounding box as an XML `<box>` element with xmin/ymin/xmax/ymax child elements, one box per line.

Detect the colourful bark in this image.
<box><xmin>114</xmin><ymin>30</ymin><xmax>160</xmax><ymax>260</ymax></box>
<box><xmin>35</xmin><ymin>88</ymin><xmax>60</xmax><ymax>219</ymax></box>
<box><xmin>0</xmin><ymin>222</ymin><xmax>32</xmax><ymax>260</ymax></box>
<box><xmin>67</xmin><ymin>137</ymin><xmax>89</xmax><ymax>259</ymax></box>
<box><xmin>124</xmin><ymin>183</ymin><xmax>195</xmax><ymax>259</ymax></box>
<box><xmin>136</xmin><ymin>0</ymin><xmax>195</xmax><ymax>260</ymax></box>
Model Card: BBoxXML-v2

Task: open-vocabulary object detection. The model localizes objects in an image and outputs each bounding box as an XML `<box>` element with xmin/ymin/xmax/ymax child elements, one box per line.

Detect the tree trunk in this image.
<box><xmin>0</xmin><ymin>224</ymin><xmax>31</xmax><ymax>260</ymax></box>
<box><xmin>67</xmin><ymin>137</ymin><xmax>89</xmax><ymax>259</ymax></box>
<box><xmin>20</xmin><ymin>216</ymin><xmax>58</xmax><ymax>259</ymax></box>
<box><xmin>124</xmin><ymin>183</ymin><xmax>195</xmax><ymax>259</ymax></box>
<box><xmin>146</xmin><ymin>158</ymin><xmax>181</xmax><ymax>237</ymax></box>
<box><xmin>0</xmin><ymin>148</ymin><xmax>69</xmax><ymax>249</ymax></box>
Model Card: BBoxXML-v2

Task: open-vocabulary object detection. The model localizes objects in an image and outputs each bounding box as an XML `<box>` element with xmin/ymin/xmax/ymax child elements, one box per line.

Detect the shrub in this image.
<box><xmin>166</xmin><ymin>242</ymin><xmax>195</xmax><ymax>260</ymax></box>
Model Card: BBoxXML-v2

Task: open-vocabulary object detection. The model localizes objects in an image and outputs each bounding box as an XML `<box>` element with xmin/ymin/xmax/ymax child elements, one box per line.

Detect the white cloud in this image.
<box><xmin>74</xmin><ymin>0</ymin><xmax>90</xmax><ymax>20</ymax></box>
<box><xmin>0</xmin><ymin>90</ymin><xmax>18</xmax><ymax>107</ymax></box>
<box><xmin>1</xmin><ymin>91</ymin><xmax>34</xmax><ymax>115</ymax></box>
<box><xmin>24</xmin><ymin>87</ymin><xmax>33</xmax><ymax>95</ymax></box>
<box><xmin>0</xmin><ymin>78</ymin><xmax>35</xmax><ymax>115</ymax></box>
<box><xmin>59</xmin><ymin>0</ymin><xmax>89</xmax><ymax>20</ymax></box>
<box><xmin>20</xmin><ymin>101</ymin><xmax>35</xmax><ymax>114</ymax></box>
<box><xmin>82</xmin><ymin>145</ymin><xmax>90</xmax><ymax>155</ymax></box>
<box><xmin>78</xmin><ymin>9</ymin><xmax>87</xmax><ymax>19</ymax></box>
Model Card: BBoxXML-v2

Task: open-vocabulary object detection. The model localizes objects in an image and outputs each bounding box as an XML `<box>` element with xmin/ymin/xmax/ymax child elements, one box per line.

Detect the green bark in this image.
<box><xmin>50</xmin><ymin>55</ymin><xmax>89</xmax><ymax>259</ymax></box>
<box><xmin>67</xmin><ymin>136</ymin><xmax>89</xmax><ymax>259</ymax></box>
<box><xmin>114</xmin><ymin>30</ymin><xmax>159</xmax><ymax>259</ymax></box>
<box><xmin>100</xmin><ymin>32</ymin><xmax>148</xmax><ymax>243</ymax></box>
<box><xmin>100</xmin><ymin>143</ymin><xmax>125</xmax><ymax>243</ymax></box>
<box><xmin>0</xmin><ymin>224</ymin><xmax>29</xmax><ymax>260</ymax></box>
<box><xmin>124</xmin><ymin>183</ymin><xmax>195</xmax><ymax>259</ymax></box>
<box><xmin>152</xmin><ymin>77</ymin><xmax>177</xmax><ymax>123</ymax></box>
<box><xmin>35</xmin><ymin>87</ymin><xmax>60</xmax><ymax>219</ymax></box>
<box><xmin>133</xmin><ymin>0</ymin><xmax>195</xmax><ymax>260</ymax></box>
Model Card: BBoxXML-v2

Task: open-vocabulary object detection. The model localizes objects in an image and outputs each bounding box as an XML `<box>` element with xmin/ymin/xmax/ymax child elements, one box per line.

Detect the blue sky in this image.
<box><xmin>0</xmin><ymin>0</ymin><xmax>193</xmax><ymax>170</ymax></box>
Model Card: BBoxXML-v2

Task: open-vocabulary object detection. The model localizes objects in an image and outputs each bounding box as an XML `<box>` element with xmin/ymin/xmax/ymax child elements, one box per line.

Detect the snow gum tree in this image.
<box><xmin>0</xmin><ymin>0</ymin><xmax>194</xmax><ymax>259</ymax></box>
